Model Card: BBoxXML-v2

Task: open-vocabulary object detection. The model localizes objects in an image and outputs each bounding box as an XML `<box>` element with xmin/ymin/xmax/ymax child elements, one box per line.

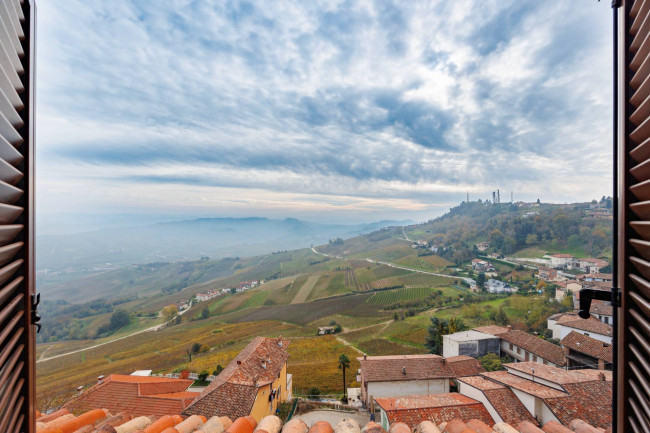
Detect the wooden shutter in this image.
<box><xmin>620</xmin><ymin>0</ymin><xmax>650</xmax><ymax>432</ymax></box>
<box><xmin>0</xmin><ymin>1</ymin><xmax>35</xmax><ymax>433</ymax></box>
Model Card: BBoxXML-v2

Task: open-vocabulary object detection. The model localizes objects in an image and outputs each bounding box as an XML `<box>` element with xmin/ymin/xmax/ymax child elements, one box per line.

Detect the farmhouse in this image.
<box><xmin>475</xmin><ymin>241</ymin><xmax>490</xmax><ymax>251</ymax></box>
<box><xmin>317</xmin><ymin>326</ymin><xmax>335</xmax><ymax>335</ymax></box>
<box><xmin>485</xmin><ymin>279</ymin><xmax>512</xmax><ymax>294</ymax></box>
<box><xmin>64</xmin><ymin>375</ymin><xmax>198</xmax><ymax>417</ymax></box>
<box><xmin>442</xmin><ymin>330</ymin><xmax>501</xmax><ymax>358</ymax></box>
<box><xmin>576</xmin><ymin>273</ymin><xmax>613</xmax><ymax>283</ymax></box>
<box><xmin>471</xmin><ymin>258</ymin><xmax>491</xmax><ymax>270</ymax></box>
<box><xmin>374</xmin><ymin>393</ymin><xmax>495</xmax><ymax>431</ymax></box>
<box><xmin>578</xmin><ymin>258</ymin><xmax>609</xmax><ymax>274</ymax></box>
<box><xmin>549</xmin><ymin>254</ymin><xmax>573</xmax><ymax>268</ymax></box>
<box><xmin>356</xmin><ymin>354</ymin><xmax>484</xmax><ymax>407</ymax></box>
<box><xmin>182</xmin><ymin>337</ymin><xmax>292</xmax><ymax>422</ymax></box>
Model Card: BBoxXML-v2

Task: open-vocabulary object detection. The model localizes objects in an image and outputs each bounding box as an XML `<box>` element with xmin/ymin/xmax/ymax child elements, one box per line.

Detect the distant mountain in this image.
<box><xmin>36</xmin><ymin>217</ymin><xmax>414</xmax><ymax>272</ymax></box>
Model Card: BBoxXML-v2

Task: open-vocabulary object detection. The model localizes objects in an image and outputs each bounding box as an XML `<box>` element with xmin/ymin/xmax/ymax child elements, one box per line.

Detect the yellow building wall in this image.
<box><xmin>249</xmin><ymin>364</ymin><xmax>291</xmax><ymax>422</ymax></box>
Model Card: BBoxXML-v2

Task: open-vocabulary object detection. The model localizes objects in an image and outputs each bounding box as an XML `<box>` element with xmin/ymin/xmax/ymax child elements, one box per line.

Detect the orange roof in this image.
<box><xmin>154</xmin><ymin>391</ymin><xmax>201</xmax><ymax>399</ymax></box>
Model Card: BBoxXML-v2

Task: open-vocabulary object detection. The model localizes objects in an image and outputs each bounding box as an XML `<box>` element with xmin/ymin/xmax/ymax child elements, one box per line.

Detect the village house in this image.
<box><xmin>317</xmin><ymin>326</ymin><xmax>336</xmax><ymax>335</ymax></box>
<box><xmin>549</xmin><ymin>254</ymin><xmax>574</xmax><ymax>268</ymax></box>
<box><xmin>474</xmin><ymin>326</ymin><xmax>566</xmax><ymax>367</ymax></box>
<box><xmin>475</xmin><ymin>242</ymin><xmax>490</xmax><ymax>251</ymax></box>
<box><xmin>553</xmin><ymin>281</ymin><xmax>581</xmax><ymax>302</ymax></box>
<box><xmin>561</xmin><ymin>331</ymin><xmax>612</xmax><ymax>370</ymax></box>
<box><xmin>474</xmin><ymin>362</ymin><xmax>612</xmax><ymax>429</ymax></box>
<box><xmin>182</xmin><ymin>337</ymin><xmax>292</xmax><ymax>422</ymax></box>
<box><xmin>589</xmin><ymin>300</ymin><xmax>614</xmax><ymax>325</ymax></box>
<box><xmin>457</xmin><ymin>376</ymin><xmax>538</xmax><ymax>427</ymax></box>
<box><xmin>578</xmin><ymin>258</ymin><xmax>609</xmax><ymax>274</ymax></box>
<box><xmin>442</xmin><ymin>330</ymin><xmax>501</xmax><ymax>359</ymax></box>
<box><xmin>471</xmin><ymin>258</ymin><xmax>492</xmax><ymax>271</ymax></box>
<box><xmin>63</xmin><ymin>375</ymin><xmax>198</xmax><ymax>417</ymax></box>
<box><xmin>485</xmin><ymin>279</ymin><xmax>512</xmax><ymax>294</ymax></box>
<box><xmin>576</xmin><ymin>273</ymin><xmax>613</xmax><ymax>283</ymax></box>
<box><xmin>356</xmin><ymin>354</ymin><xmax>485</xmax><ymax>407</ymax></box>
<box><xmin>537</xmin><ymin>267</ymin><xmax>558</xmax><ymax>281</ymax></box>
<box><xmin>374</xmin><ymin>393</ymin><xmax>495</xmax><ymax>431</ymax></box>
<box><xmin>547</xmin><ymin>313</ymin><xmax>613</xmax><ymax>344</ymax></box>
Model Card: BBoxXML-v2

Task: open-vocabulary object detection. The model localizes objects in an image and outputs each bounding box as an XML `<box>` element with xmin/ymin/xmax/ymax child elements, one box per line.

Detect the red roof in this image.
<box><xmin>64</xmin><ymin>375</ymin><xmax>197</xmax><ymax>417</ymax></box>
<box><xmin>558</xmin><ymin>315</ymin><xmax>613</xmax><ymax>336</ymax></box>
<box><xmin>561</xmin><ymin>331</ymin><xmax>613</xmax><ymax>363</ymax></box>
<box><xmin>497</xmin><ymin>330</ymin><xmax>566</xmax><ymax>366</ymax></box>
<box><xmin>504</xmin><ymin>362</ymin><xmax>612</xmax><ymax>385</ymax></box>
<box><xmin>374</xmin><ymin>393</ymin><xmax>495</xmax><ymax>429</ymax></box>
<box><xmin>457</xmin><ymin>376</ymin><xmax>537</xmax><ymax>426</ymax></box>
<box><xmin>551</xmin><ymin>254</ymin><xmax>573</xmax><ymax>258</ymax></box>
<box><xmin>358</xmin><ymin>355</ymin><xmax>484</xmax><ymax>383</ymax></box>
<box><xmin>183</xmin><ymin>337</ymin><xmax>290</xmax><ymax>420</ymax></box>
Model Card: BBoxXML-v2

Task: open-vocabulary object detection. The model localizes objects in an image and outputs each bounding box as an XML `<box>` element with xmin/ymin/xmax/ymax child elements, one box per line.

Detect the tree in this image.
<box><xmin>185</xmin><ymin>347</ymin><xmax>192</xmax><ymax>362</ymax></box>
<box><xmin>213</xmin><ymin>364</ymin><xmax>224</xmax><ymax>376</ymax></box>
<box><xmin>192</xmin><ymin>342</ymin><xmax>202</xmax><ymax>354</ymax></box>
<box><xmin>198</xmin><ymin>370</ymin><xmax>209</xmax><ymax>382</ymax></box>
<box><xmin>201</xmin><ymin>307</ymin><xmax>210</xmax><ymax>320</ymax></box>
<box><xmin>162</xmin><ymin>304</ymin><xmax>178</xmax><ymax>321</ymax></box>
<box><xmin>478</xmin><ymin>353</ymin><xmax>506</xmax><ymax>371</ymax></box>
<box><xmin>308</xmin><ymin>387</ymin><xmax>321</xmax><ymax>398</ymax></box>
<box><xmin>476</xmin><ymin>272</ymin><xmax>486</xmax><ymax>290</ymax></box>
<box><xmin>108</xmin><ymin>310</ymin><xmax>131</xmax><ymax>331</ymax></box>
<box><xmin>338</xmin><ymin>354</ymin><xmax>350</xmax><ymax>398</ymax></box>
<box><xmin>425</xmin><ymin>317</ymin><xmax>467</xmax><ymax>354</ymax></box>
<box><xmin>490</xmin><ymin>306</ymin><xmax>509</xmax><ymax>325</ymax></box>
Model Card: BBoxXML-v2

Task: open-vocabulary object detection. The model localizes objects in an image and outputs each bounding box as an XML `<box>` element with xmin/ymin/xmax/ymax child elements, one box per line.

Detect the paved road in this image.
<box><xmin>37</xmin><ymin>307</ymin><xmax>191</xmax><ymax>364</ymax></box>
<box><xmin>311</xmin><ymin>247</ymin><xmax>476</xmax><ymax>287</ymax></box>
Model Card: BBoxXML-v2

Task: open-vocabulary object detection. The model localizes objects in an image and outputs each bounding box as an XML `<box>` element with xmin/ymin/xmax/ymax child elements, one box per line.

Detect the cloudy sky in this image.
<box><xmin>37</xmin><ymin>0</ymin><xmax>613</xmax><ymax>233</ymax></box>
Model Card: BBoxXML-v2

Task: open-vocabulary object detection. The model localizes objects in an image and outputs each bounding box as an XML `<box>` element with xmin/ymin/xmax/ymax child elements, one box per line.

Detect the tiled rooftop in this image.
<box><xmin>480</xmin><ymin>371</ymin><xmax>569</xmax><ymax>398</ymax></box>
<box><xmin>561</xmin><ymin>330</ymin><xmax>613</xmax><ymax>362</ymax></box>
<box><xmin>63</xmin><ymin>374</ymin><xmax>197</xmax><ymax>417</ymax></box>
<box><xmin>557</xmin><ymin>314</ymin><xmax>613</xmax><ymax>336</ymax></box>
<box><xmin>44</xmin><ymin>397</ymin><xmax>608</xmax><ymax>433</ymax></box>
<box><xmin>504</xmin><ymin>361</ymin><xmax>612</xmax><ymax>385</ymax></box>
<box><xmin>457</xmin><ymin>375</ymin><xmax>505</xmax><ymax>391</ymax></box>
<box><xmin>374</xmin><ymin>393</ymin><xmax>495</xmax><ymax>429</ymax></box>
<box><xmin>497</xmin><ymin>329</ymin><xmax>566</xmax><ymax>366</ymax></box>
<box><xmin>590</xmin><ymin>299</ymin><xmax>614</xmax><ymax>316</ymax></box>
<box><xmin>357</xmin><ymin>354</ymin><xmax>484</xmax><ymax>383</ymax></box>
<box><xmin>182</xmin><ymin>336</ymin><xmax>290</xmax><ymax>420</ymax></box>
<box><xmin>472</xmin><ymin>325</ymin><xmax>510</xmax><ymax>335</ymax></box>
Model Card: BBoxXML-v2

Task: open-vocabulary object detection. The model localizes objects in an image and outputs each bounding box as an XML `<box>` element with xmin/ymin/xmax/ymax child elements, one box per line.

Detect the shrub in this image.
<box><xmin>308</xmin><ymin>387</ymin><xmax>321</xmax><ymax>398</ymax></box>
<box><xmin>198</xmin><ymin>370</ymin><xmax>209</xmax><ymax>381</ymax></box>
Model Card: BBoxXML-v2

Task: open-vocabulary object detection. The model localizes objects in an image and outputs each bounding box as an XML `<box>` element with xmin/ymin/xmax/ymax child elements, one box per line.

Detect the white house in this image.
<box><xmin>547</xmin><ymin>313</ymin><xmax>613</xmax><ymax>344</ymax></box>
<box><xmin>442</xmin><ymin>330</ymin><xmax>501</xmax><ymax>358</ymax></box>
<box><xmin>549</xmin><ymin>254</ymin><xmax>573</xmax><ymax>268</ymax></box>
<box><xmin>486</xmin><ymin>279</ymin><xmax>512</xmax><ymax>294</ymax></box>
<box><xmin>356</xmin><ymin>354</ymin><xmax>484</xmax><ymax>407</ymax></box>
<box><xmin>475</xmin><ymin>326</ymin><xmax>566</xmax><ymax>367</ymax></box>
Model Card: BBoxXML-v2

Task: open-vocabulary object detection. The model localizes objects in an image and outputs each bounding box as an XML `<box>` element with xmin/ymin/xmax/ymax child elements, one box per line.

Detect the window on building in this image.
<box><xmin>509</xmin><ymin>343</ymin><xmax>513</xmax><ymax>351</ymax></box>
<box><xmin>517</xmin><ymin>347</ymin><xmax>521</xmax><ymax>354</ymax></box>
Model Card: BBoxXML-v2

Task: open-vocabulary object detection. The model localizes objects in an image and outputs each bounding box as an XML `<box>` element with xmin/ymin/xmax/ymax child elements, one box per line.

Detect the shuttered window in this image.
<box><xmin>0</xmin><ymin>1</ymin><xmax>35</xmax><ymax>433</ymax></box>
<box><xmin>620</xmin><ymin>0</ymin><xmax>650</xmax><ymax>432</ymax></box>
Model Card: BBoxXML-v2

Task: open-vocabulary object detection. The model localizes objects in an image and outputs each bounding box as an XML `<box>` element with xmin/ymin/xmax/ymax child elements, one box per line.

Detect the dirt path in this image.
<box><xmin>291</xmin><ymin>274</ymin><xmax>321</xmax><ymax>304</ymax></box>
<box><xmin>336</xmin><ymin>336</ymin><xmax>366</xmax><ymax>356</ymax></box>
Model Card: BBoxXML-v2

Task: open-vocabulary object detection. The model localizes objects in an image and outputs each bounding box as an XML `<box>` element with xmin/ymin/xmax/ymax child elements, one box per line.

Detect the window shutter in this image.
<box><xmin>0</xmin><ymin>1</ymin><xmax>35</xmax><ymax>433</ymax></box>
<box><xmin>620</xmin><ymin>1</ymin><xmax>650</xmax><ymax>432</ymax></box>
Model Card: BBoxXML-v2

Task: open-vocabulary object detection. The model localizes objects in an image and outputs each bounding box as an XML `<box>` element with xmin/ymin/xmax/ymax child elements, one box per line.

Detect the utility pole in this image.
<box><xmin>467</xmin><ymin>191</ymin><xmax>469</xmax><ymax>203</ymax></box>
<box><xmin>497</xmin><ymin>189</ymin><xmax>500</xmax><ymax>204</ymax></box>
<box><xmin>511</xmin><ymin>191</ymin><xmax>513</xmax><ymax>203</ymax></box>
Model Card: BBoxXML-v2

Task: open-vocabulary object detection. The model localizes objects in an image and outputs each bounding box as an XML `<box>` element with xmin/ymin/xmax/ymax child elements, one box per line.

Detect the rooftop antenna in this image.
<box><xmin>497</xmin><ymin>189</ymin><xmax>500</xmax><ymax>204</ymax></box>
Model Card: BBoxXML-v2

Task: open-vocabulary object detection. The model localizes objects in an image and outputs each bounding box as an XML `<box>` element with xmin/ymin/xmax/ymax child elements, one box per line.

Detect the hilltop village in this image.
<box><xmin>36</xmin><ymin>200</ymin><xmax>614</xmax><ymax>433</ymax></box>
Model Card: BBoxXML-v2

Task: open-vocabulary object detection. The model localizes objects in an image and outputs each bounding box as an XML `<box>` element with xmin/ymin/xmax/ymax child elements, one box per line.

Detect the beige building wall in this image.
<box><xmin>249</xmin><ymin>364</ymin><xmax>291</xmax><ymax>422</ymax></box>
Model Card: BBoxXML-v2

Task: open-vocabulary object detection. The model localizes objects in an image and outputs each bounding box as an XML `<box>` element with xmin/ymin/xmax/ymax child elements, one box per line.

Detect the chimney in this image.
<box><xmin>261</xmin><ymin>361</ymin><xmax>267</xmax><ymax>369</ymax></box>
<box><xmin>76</xmin><ymin>385</ymin><xmax>84</xmax><ymax>395</ymax></box>
<box><xmin>506</xmin><ymin>325</ymin><xmax>512</xmax><ymax>332</ymax></box>
<box><xmin>364</xmin><ymin>355</ymin><xmax>367</xmax><ymax>360</ymax></box>
<box><xmin>402</xmin><ymin>367</ymin><xmax>407</xmax><ymax>375</ymax></box>
<box><xmin>277</xmin><ymin>338</ymin><xmax>283</xmax><ymax>347</ymax></box>
<box><xmin>599</xmin><ymin>372</ymin><xmax>606</xmax><ymax>381</ymax></box>
<box><xmin>441</xmin><ymin>358</ymin><xmax>446</xmax><ymax>366</ymax></box>
<box><xmin>97</xmin><ymin>375</ymin><xmax>104</xmax><ymax>385</ymax></box>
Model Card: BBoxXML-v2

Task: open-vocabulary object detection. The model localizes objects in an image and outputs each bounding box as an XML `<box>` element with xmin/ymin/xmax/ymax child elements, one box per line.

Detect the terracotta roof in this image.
<box><xmin>357</xmin><ymin>355</ymin><xmax>484</xmax><ymax>383</ymax></box>
<box><xmin>544</xmin><ymin>381</ymin><xmax>613</xmax><ymax>430</ymax></box>
<box><xmin>473</xmin><ymin>325</ymin><xmax>510</xmax><ymax>335</ymax></box>
<box><xmin>504</xmin><ymin>362</ymin><xmax>612</xmax><ymax>385</ymax></box>
<box><xmin>561</xmin><ymin>331</ymin><xmax>613</xmax><ymax>363</ymax></box>
<box><xmin>374</xmin><ymin>393</ymin><xmax>495</xmax><ymax>429</ymax></box>
<box><xmin>497</xmin><ymin>330</ymin><xmax>566</xmax><ymax>366</ymax></box>
<box><xmin>590</xmin><ymin>300</ymin><xmax>613</xmax><ymax>316</ymax></box>
<box><xmin>480</xmin><ymin>371</ymin><xmax>568</xmax><ymax>398</ymax></box>
<box><xmin>551</xmin><ymin>254</ymin><xmax>573</xmax><ymax>258</ymax></box>
<box><xmin>580</xmin><ymin>258</ymin><xmax>609</xmax><ymax>267</ymax></box>
<box><xmin>558</xmin><ymin>316</ymin><xmax>613</xmax><ymax>337</ymax></box>
<box><xmin>183</xmin><ymin>337</ymin><xmax>290</xmax><ymax>419</ymax></box>
<box><xmin>64</xmin><ymin>375</ymin><xmax>195</xmax><ymax>417</ymax></box>
<box><xmin>46</xmin><ymin>399</ymin><xmax>607</xmax><ymax>433</ymax></box>
<box><xmin>457</xmin><ymin>376</ymin><xmax>537</xmax><ymax>426</ymax></box>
